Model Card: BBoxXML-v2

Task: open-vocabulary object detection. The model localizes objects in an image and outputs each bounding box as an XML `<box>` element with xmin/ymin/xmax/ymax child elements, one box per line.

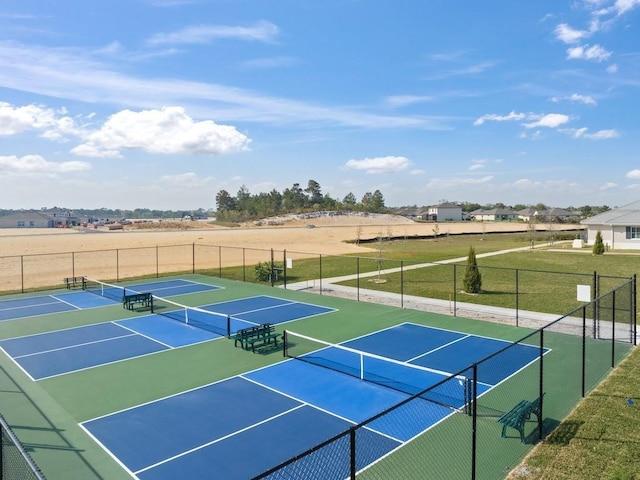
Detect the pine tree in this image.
<box><xmin>464</xmin><ymin>246</ymin><xmax>482</xmax><ymax>293</ymax></box>
<box><xmin>593</xmin><ymin>230</ymin><xmax>605</xmax><ymax>255</ymax></box>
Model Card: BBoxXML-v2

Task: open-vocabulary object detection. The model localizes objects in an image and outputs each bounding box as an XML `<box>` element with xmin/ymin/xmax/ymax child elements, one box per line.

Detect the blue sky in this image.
<box><xmin>0</xmin><ymin>0</ymin><xmax>639</xmax><ymax>210</ymax></box>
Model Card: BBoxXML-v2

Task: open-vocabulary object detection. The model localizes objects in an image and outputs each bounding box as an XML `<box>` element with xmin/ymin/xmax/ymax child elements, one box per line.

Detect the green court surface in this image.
<box><xmin>0</xmin><ymin>275</ymin><xmax>632</xmax><ymax>479</ymax></box>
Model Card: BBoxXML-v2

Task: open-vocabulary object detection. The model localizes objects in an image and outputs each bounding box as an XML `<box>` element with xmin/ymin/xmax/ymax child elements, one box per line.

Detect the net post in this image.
<box><xmin>283</xmin><ymin>330</ymin><xmax>289</xmax><ymax>357</ymax></box>
<box><xmin>226</xmin><ymin>315</ymin><xmax>231</xmax><ymax>338</ymax></box>
<box><xmin>150</xmin><ymin>295</ymin><xmax>155</xmax><ymax>313</ymax></box>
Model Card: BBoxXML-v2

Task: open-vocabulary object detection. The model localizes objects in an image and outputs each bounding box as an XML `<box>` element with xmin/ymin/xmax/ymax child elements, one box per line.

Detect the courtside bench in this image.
<box><xmin>64</xmin><ymin>276</ymin><xmax>86</xmax><ymax>289</ymax></box>
<box><xmin>233</xmin><ymin>324</ymin><xmax>281</xmax><ymax>352</ymax></box>
<box><xmin>497</xmin><ymin>394</ymin><xmax>544</xmax><ymax>443</ymax></box>
<box><xmin>123</xmin><ymin>292</ymin><xmax>153</xmax><ymax>311</ymax></box>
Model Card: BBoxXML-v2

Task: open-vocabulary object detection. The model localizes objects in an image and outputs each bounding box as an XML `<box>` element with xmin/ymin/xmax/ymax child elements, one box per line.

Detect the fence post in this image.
<box><xmin>539</xmin><ymin>328</ymin><xmax>545</xmax><ymax>441</ymax></box>
<box><xmin>581</xmin><ymin>306</ymin><xmax>587</xmax><ymax>397</ymax></box>
<box><xmin>21</xmin><ymin>256</ymin><xmax>24</xmax><ymax>293</ymax></box>
<box><xmin>350</xmin><ymin>427</ymin><xmax>357</xmax><ymax>480</ymax></box>
<box><xmin>515</xmin><ymin>269</ymin><xmax>519</xmax><ymax>327</ymax></box>
<box><xmin>192</xmin><ymin>242</ymin><xmax>195</xmax><ymax>274</ymax></box>
<box><xmin>283</xmin><ymin>249</ymin><xmax>287</xmax><ymax>289</ymax></box>
<box><xmin>156</xmin><ymin>245</ymin><xmax>159</xmax><ymax>278</ymax></box>
<box><xmin>356</xmin><ymin>257</ymin><xmax>360</xmax><ymax>302</ymax></box>
<box><xmin>633</xmin><ymin>274</ymin><xmax>637</xmax><ymax>346</ymax></box>
<box><xmin>116</xmin><ymin>249</ymin><xmax>120</xmax><ymax>282</ymax></box>
<box><xmin>242</xmin><ymin>248</ymin><xmax>245</xmax><ymax>282</ymax></box>
<box><xmin>219</xmin><ymin>246</ymin><xmax>223</xmax><ymax>279</ymax></box>
<box><xmin>611</xmin><ymin>290</ymin><xmax>616</xmax><ymax>368</ymax></box>
<box><xmin>319</xmin><ymin>254</ymin><xmax>323</xmax><ymax>294</ymax></box>
<box><xmin>400</xmin><ymin>260</ymin><xmax>404</xmax><ymax>309</ymax></box>
<box><xmin>471</xmin><ymin>363</ymin><xmax>477</xmax><ymax>480</ymax></box>
<box><xmin>453</xmin><ymin>264</ymin><xmax>457</xmax><ymax>317</ymax></box>
<box><xmin>592</xmin><ymin>271</ymin><xmax>598</xmax><ymax>338</ymax></box>
<box><xmin>270</xmin><ymin>248</ymin><xmax>275</xmax><ymax>287</ymax></box>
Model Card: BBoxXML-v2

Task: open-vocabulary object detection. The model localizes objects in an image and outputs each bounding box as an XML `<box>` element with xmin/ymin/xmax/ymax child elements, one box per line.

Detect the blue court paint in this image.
<box><xmin>202</xmin><ymin>295</ymin><xmax>289</xmax><ymax>315</ymax></box>
<box><xmin>343</xmin><ymin>323</ymin><xmax>467</xmax><ymax>362</ymax></box>
<box><xmin>137</xmin><ymin>405</ymin><xmax>383</xmax><ymax>480</ymax></box>
<box><xmin>412</xmin><ymin>335</ymin><xmax>545</xmax><ymax>386</ymax></box>
<box><xmin>237</xmin><ymin>302</ymin><xmax>334</xmax><ymax>325</ymax></box>
<box><xmin>129</xmin><ymin>280</ymin><xmax>221</xmax><ymax>297</ymax></box>
<box><xmin>0</xmin><ymin>296</ymin><xmax>77</xmax><ymax>321</ymax></box>
<box><xmin>16</xmin><ymin>333</ymin><xmax>167</xmax><ymax>380</ymax></box>
<box><xmin>116</xmin><ymin>315</ymin><xmax>218</xmax><ymax>347</ymax></box>
<box><xmin>0</xmin><ymin>322</ymin><xmax>130</xmax><ymax>357</ymax></box>
<box><xmin>246</xmin><ymin>360</ymin><xmax>409</xmax><ymax>424</ymax></box>
<box><xmin>84</xmin><ymin>377</ymin><xmax>304</xmax><ymax>474</ymax></box>
<box><xmin>54</xmin><ymin>291</ymin><xmax>116</xmax><ymax>308</ymax></box>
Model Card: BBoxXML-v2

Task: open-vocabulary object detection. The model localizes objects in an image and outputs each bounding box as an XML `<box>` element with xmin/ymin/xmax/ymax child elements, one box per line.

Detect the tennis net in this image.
<box><xmin>151</xmin><ymin>295</ymin><xmax>258</xmax><ymax>338</ymax></box>
<box><xmin>284</xmin><ymin>330</ymin><xmax>472</xmax><ymax>413</ymax></box>
<box><xmin>83</xmin><ymin>278</ymin><xmax>128</xmax><ymax>302</ymax></box>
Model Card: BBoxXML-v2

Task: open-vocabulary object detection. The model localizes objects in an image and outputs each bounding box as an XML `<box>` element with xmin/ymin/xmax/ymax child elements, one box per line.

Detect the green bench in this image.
<box><xmin>64</xmin><ymin>276</ymin><xmax>85</xmax><ymax>289</ymax></box>
<box><xmin>123</xmin><ymin>292</ymin><xmax>153</xmax><ymax>311</ymax></box>
<box><xmin>233</xmin><ymin>324</ymin><xmax>281</xmax><ymax>352</ymax></box>
<box><xmin>497</xmin><ymin>394</ymin><xmax>544</xmax><ymax>443</ymax></box>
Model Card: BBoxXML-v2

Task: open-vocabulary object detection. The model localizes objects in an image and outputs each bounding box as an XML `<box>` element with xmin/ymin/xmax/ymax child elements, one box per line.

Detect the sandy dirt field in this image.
<box><xmin>0</xmin><ymin>215</ymin><xmax>567</xmax><ymax>257</ymax></box>
<box><xmin>0</xmin><ymin>215</ymin><xmax>580</xmax><ymax>292</ymax></box>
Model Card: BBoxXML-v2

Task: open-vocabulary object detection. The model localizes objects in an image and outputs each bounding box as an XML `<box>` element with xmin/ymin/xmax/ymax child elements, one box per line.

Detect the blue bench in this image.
<box><xmin>497</xmin><ymin>394</ymin><xmax>544</xmax><ymax>443</ymax></box>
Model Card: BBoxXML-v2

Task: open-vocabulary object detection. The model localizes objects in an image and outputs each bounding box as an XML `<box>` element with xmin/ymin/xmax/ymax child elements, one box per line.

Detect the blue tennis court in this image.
<box><xmin>81</xmin><ymin>323</ymin><xmax>548</xmax><ymax>479</ymax></box>
<box><xmin>0</xmin><ymin>295</ymin><xmax>335</xmax><ymax>380</ymax></box>
<box><xmin>0</xmin><ymin>279</ymin><xmax>220</xmax><ymax>322</ymax></box>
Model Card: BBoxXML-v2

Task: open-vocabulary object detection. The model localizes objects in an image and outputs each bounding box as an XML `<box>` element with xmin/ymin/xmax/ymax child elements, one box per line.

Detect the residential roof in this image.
<box><xmin>471</xmin><ymin>208</ymin><xmax>519</xmax><ymax>215</ymax></box>
<box><xmin>581</xmin><ymin>201</ymin><xmax>640</xmax><ymax>226</ymax></box>
<box><xmin>0</xmin><ymin>212</ymin><xmax>52</xmax><ymax>222</ymax></box>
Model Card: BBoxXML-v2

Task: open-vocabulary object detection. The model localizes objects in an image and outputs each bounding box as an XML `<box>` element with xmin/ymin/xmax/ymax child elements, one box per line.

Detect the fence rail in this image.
<box><xmin>254</xmin><ymin>278</ymin><xmax>636</xmax><ymax>479</ymax></box>
<box><xmin>0</xmin><ymin>414</ymin><xmax>46</xmax><ymax>479</ymax></box>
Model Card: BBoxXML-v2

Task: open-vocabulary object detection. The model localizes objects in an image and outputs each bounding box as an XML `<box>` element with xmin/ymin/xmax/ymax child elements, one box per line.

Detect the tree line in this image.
<box><xmin>215</xmin><ymin>180</ymin><xmax>386</xmax><ymax>222</ymax></box>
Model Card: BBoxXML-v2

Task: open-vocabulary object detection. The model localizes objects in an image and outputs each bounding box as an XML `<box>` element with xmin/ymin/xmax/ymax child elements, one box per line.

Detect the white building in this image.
<box><xmin>427</xmin><ymin>202</ymin><xmax>463</xmax><ymax>221</ymax></box>
<box><xmin>581</xmin><ymin>201</ymin><xmax>640</xmax><ymax>250</ymax></box>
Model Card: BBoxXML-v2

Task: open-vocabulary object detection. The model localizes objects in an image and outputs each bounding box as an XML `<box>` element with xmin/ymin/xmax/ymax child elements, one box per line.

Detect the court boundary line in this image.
<box><xmin>241</xmin><ymin>373</ymin><xmax>404</xmax><ymax>445</ymax></box>
<box><xmin>12</xmin><ymin>332</ymin><xmax>139</xmax><ymax>360</ymax></box>
<box><xmin>134</xmin><ymin>404</ymin><xmax>308</xmax><ymax>475</ymax></box>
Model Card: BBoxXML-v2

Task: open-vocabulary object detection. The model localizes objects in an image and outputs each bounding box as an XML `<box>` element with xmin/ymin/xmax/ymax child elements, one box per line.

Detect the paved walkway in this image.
<box><xmin>283</xmin><ymin>242</ymin><xmax>634</xmax><ymax>340</ymax></box>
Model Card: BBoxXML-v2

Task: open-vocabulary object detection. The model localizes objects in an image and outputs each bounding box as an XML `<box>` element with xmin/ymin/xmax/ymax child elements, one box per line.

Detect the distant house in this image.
<box><xmin>0</xmin><ymin>212</ymin><xmax>54</xmax><ymax>228</ymax></box>
<box><xmin>41</xmin><ymin>207</ymin><xmax>82</xmax><ymax>226</ymax></box>
<box><xmin>470</xmin><ymin>208</ymin><xmax>519</xmax><ymax>222</ymax></box>
<box><xmin>426</xmin><ymin>202</ymin><xmax>463</xmax><ymax>221</ymax></box>
<box><xmin>581</xmin><ymin>201</ymin><xmax>640</xmax><ymax>250</ymax></box>
<box><xmin>518</xmin><ymin>207</ymin><xmax>581</xmax><ymax>223</ymax></box>
<box><xmin>0</xmin><ymin>207</ymin><xmax>83</xmax><ymax>228</ymax></box>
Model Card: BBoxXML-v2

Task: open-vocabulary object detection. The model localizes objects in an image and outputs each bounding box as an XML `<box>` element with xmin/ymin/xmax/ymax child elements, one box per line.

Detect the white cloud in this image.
<box><xmin>600</xmin><ymin>182</ymin><xmax>617</xmax><ymax>190</ymax></box>
<box><xmin>524</xmin><ymin>113</ymin><xmax>570</xmax><ymax>129</ymax></box>
<box><xmin>425</xmin><ymin>175</ymin><xmax>494</xmax><ymax>189</ymax></box>
<box><xmin>626</xmin><ymin>169</ymin><xmax>640</xmax><ymax>179</ymax></box>
<box><xmin>158</xmin><ymin>172</ymin><xmax>214</xmax><ymax>187</ymax></box>
<box><xmin>614</xmin><ymin>0</ymin><xmax>640</xmax><ymax>15</ymax></box>
<box><xmin>469</xmin><ymin>159</ymin><xmax>486</xmax><ymax>171</ymax></box>
<box><xmin>385</xmin><ymin>95</ymin><xmax>434</xmax><ymax>108</ymax></box>
<box><xmin>567</xmin><ymin>44</ymin><xmax>612</xmax><ymax>62</ymax></box>
<box><xmin>147</xmin><ymin>21</ymin><xmax>279</xmax><ymax>45</ymax></box>
<box><xmin>569</xmin><ymin>127</ymin><xmax>619</xmax><ymax>139</ymax></box>
<box><xmin>240</xmin><ymin>56</ymin><xmax>297</xmax><ymax>69</ymax></box>
<box><xmin>554</xmin><ymin>23</ymin><xmax>588</xmax><ymax>43</ymax></box>
<box><xmin>0</xmin><ymin>154</ymin><xmax>91</xmax><ymax>174</ymax></box>
<box><xmin>72</xmin><ymin>107</ymin><xmax>250</xmax><ymax>157</ymax></box>
<box><xmin>0</xmin><ymin>43</ymin><xmax>443</xmax><ymax>131</ymax></box>
<box><xmin>552</xmin><ymin>93</ymin><xmax>597</xmax><ymax>105</ymax></box>
<box><xmin>0</xmin><ymin>102</ymin><xmax>78</xmax><ymax>139</ymax></box>
<box><xmin>344</xmin><ymin>156</ymin><xmax>412</xmax><ymax>174</ymax></box>
<box><xmin>410</xmin><ymin>169</ymin><xmax>426</xmax><ymax>175</ymax></box>
<box><xmin>473</xmin><ymin>111</ymin><xmax>526</xmax><ymax>126</ymax></box>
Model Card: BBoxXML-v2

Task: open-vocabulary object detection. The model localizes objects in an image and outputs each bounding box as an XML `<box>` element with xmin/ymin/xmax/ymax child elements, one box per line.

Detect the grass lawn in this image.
<box><xmin>508</xmin><ymin>345</ymin><xmax>640</xmax><ymax>480</ymax></box>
